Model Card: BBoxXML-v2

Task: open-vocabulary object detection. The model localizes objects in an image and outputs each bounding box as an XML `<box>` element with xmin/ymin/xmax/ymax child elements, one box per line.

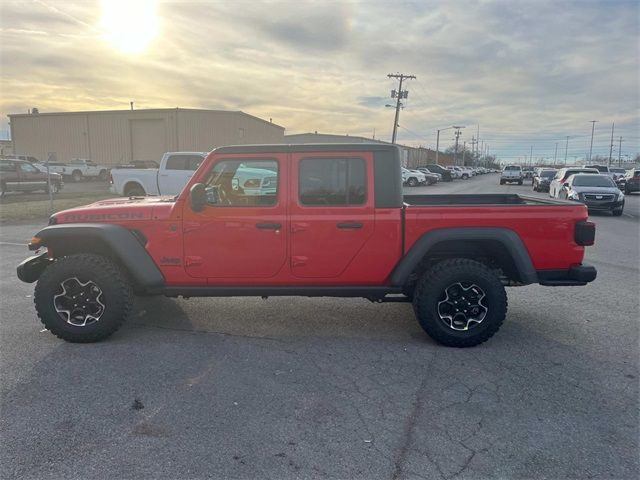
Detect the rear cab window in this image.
<box><xmin>166</xmin><ymin>154</ymin><xmax>204</xmax><ymax>171</ymax></box>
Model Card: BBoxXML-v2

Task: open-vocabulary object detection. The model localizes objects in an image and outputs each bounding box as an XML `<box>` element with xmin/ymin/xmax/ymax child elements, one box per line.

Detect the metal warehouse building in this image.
<box><xmin>8</xmin><ymin>108</ymin><xmax>285</xmax><ymax>165</ymax></box>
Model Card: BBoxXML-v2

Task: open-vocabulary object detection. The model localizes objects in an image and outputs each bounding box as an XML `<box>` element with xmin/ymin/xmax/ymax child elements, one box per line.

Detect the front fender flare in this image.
<box><xmin>30</xmin><ymin>223</ymin><xmax>165</xmax><ymax>290</ymax></box>
<box><xmin>390</xmin><ymin>227</ymin><xmax>538</xmax><ymax>286</ymax></box>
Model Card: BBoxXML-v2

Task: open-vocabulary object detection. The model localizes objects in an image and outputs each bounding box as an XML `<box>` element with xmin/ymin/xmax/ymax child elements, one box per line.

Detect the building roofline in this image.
<box><xmin>8</xmin><ymin>108</ymin><xmax>285</xmax><ymax>130</ymax></box>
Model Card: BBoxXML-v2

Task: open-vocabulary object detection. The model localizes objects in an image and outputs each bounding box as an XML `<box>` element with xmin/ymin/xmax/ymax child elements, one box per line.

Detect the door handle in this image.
<box><xmin>337</xmin><ymin>222</ymin><xmax>363</xmax><ymax>229</ymax></box>
<box><xmin>256</xmin><ymin>223</ymin><xmax>282</xmax><ymax>230</ymax></box>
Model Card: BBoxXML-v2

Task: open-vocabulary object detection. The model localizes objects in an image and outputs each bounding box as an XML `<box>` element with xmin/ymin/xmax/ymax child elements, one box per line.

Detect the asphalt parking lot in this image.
<box><xmin>1</xmin><ymin>173</ymin><xmax>638</xmax><ymax>479</ymax></box>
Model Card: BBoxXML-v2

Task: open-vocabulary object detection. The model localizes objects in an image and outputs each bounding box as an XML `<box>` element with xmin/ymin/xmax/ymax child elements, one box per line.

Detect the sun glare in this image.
<box><xmin>101</xmin><ymin>0</ymin><xmax>158</xmax><ymax>54</ymax></box>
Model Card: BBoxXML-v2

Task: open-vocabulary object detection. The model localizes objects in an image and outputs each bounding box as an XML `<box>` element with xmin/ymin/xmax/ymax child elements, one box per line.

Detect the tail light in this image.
<box><xmin>109</xmin><ymin>172</ymin><xmax>113</xmax><ymax>184</ymax></box>
<box><xmin>575</xmin><ymin>220</ymin><xmax>595</xmax><ymax>246</ymax></box>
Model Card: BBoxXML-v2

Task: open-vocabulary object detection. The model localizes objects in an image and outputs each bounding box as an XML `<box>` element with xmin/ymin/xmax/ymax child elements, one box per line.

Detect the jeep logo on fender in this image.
<box><xmin>64</xmin><ymin>212</ymin><xmax>146</xmax><ymax>221</ymax></box>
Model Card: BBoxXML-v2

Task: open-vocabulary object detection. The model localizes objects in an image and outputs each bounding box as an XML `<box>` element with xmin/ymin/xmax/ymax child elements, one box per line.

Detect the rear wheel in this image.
<box><xmin>98</xmin><ymin>169</ymin><xmax>108</xmax><ymax>181</ymax></box>
<box><xmin>34</xmin><ymin>254</ymin><xmax>133</xmax><ymax>343</ymax></box>
<box><xmin>124</xmin><ymin>183</ymin><xmax>146</xmax><ymax>196</ymax></box>
<box><xmin>499</xmin><ymin>180</ymin><xmax>505</xmax><ymax>185</ymax></box>
<box><xmin>517</xmin><ymin>180</ymin><xmax>523</xmax><ymax>185</ymax></box>
<box><xmin>407</xmin><ymin>177</ymin><xmax>418</xmax><ymax>187</ymax></box>
<box><xmin>412</xmin><ymin>259</ymin><xmax>507</xmax><ymax>347</ymax></box>
<box><xmin>72</xmin><ymin>170</ymin><xmax>83</xmax><ymax>182</ymax></box>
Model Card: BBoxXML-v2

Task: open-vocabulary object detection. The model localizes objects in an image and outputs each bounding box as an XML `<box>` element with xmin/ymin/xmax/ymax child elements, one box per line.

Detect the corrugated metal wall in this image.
<box><xmin>9</xmin><ymin>109</ymin><xmax>285</xmax><ymax>165</ymax></box>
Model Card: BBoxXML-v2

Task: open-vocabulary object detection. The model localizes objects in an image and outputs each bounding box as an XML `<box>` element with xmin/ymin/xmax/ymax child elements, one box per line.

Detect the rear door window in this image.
<box><xmin>299</xmin><ymin>157</ymin><xmax>366</xmax><ymax>206</ymax></box>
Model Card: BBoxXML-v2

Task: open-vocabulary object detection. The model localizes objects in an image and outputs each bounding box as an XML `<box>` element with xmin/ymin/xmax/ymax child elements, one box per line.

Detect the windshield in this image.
<box><xmin>610</xmin><ymin>168</ymin><xmax>625</xmax><ymax>174</ymax></box>
<box><xmin>540</xmin><ymin>170</ymin><xmax>556</xmax><ymax>178</ymax></box>
<box><xmin>504</xmin><ymin>166</ymin><xmax>520</xmax><ymax>171</ymax></box>
<box><xmin>572</xmin><ymin>175</ymin><xmax>615</xmax><ymax>187</ymax></box>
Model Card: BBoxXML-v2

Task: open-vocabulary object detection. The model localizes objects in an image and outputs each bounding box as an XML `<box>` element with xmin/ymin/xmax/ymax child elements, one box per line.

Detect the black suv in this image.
<box><xmin>423</xmin><ymin>164</ymin><xmax>452</xmax><ymax>182</ymax></box>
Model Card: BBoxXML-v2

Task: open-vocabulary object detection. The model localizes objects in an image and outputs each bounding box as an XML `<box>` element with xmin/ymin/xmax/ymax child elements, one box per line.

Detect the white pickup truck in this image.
<box><xmin>66</xmin><ymin>159</ymin><xmax>110</xmax><ymax>182</ymax></box>
<box><xmin>110</xmin><ymin>152</ymin><xmax>207</xmax><ymax>196</ymax></box>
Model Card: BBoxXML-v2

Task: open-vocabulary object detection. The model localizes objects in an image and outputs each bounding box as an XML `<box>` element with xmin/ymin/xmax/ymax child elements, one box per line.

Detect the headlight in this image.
<box><xmin>567</xmin><ymin>191</ymin><xmax>580</xmax><ymax>200</ymax></box>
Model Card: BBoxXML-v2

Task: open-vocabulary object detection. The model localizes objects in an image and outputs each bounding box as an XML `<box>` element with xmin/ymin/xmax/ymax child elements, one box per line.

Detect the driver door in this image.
<box><xmin>182</xmin><ymin>154</ymin><xmax>287</xmax><ymax>281</ymax></box>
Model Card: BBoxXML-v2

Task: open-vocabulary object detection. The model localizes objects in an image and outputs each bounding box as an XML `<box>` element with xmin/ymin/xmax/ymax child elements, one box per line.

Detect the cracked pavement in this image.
<box><xmin>1</xmin><ymin>176</ymin><xmax>638</xmax><ymax>479</ymax></box>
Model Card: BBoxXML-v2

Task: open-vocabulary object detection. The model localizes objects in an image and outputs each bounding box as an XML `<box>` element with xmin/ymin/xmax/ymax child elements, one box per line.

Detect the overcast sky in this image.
<box><xmin>1</xmin><ymin>0</ymin><xmax>638</xmax><ymax>162</ymax></box>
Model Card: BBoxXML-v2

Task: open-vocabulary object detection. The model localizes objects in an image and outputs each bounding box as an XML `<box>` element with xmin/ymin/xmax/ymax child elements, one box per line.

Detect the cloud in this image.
<box><xmin>0</xmin><ymin>0</ymin><xmax>637</xmax><ymax>159</ymax></box>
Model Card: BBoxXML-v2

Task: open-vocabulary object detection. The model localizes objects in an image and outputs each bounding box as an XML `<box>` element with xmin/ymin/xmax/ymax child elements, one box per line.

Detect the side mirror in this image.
<box><xmin>190</xmin><ymin>183</ymin><xmax>207</xmax><ymax>212</ymax></box>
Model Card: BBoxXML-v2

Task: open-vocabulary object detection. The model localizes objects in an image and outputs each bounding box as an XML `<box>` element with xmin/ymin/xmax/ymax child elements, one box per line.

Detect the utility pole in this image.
<box><xmin>588</xmin><ymin>120</ymin><xmax>598</xmax><ymax>162</ymax></box>
<box><xmin>564</xmin><ymin>136</ymin><xmax>571</xmax><ymax>166</ymax></box>
<box><xmin>608</xmin><ymin>122</ymin><xmax>615</xmax><ymax>166</ymax></box>
<box><xmin>618</xmin><ymin>136</ymin><xmax>623</xmax><ymax>166</ymax></box>
<box><xmin>462</xmin><ymin>141</ymin><xmax>467</xmax><ymax>166</ymax></box>
<box><xmin>453</xmin><ymin>126</ymin><xmax>465</xmax><ymax>165</ymax></box>
<box><xmin>554</xmin><ymin>142</ymin><xmax>558</xmax><ymax>164</ymax></box>
<box><xmin>387</xmin><ymin>73</ymin><xmax>415</xmax><ymax>143</ymax></box>
<box><xmin>435</xmin><ymin>126</ymin><xmax>455</xmax><ymax>165</ymax></box>
<box><xmin>470</xmin><ymin>136</ymin><xmax>478</xmax><ymax>166</ymax></box>
<box><xmin>530</xmin><ymin>146</ymin><xmax>533</xmax><ymax>166</ymax></box>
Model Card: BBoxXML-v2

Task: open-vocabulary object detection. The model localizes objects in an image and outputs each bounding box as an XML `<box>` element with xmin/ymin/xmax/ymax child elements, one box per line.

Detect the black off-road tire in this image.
<box><xmin>34</xmin><ymin>254</ymin><xmax>133</xmax><ymax>343</ymax></box>
<box><xmin>412</xmin><ymin>258</ymin><xmax>507</xmax><ymax>348</ymax></box>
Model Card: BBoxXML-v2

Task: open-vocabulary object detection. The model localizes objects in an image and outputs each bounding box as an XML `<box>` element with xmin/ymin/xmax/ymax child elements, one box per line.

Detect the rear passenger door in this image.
<box><xmin>290</xmin><ymin>153</ymin><xmax>374</xmax><ymax>278</ymax></box>
<box><xmin>158</xmin><ymin>154</ymin><xmax>204</xmax><ymax>195</ymax></box>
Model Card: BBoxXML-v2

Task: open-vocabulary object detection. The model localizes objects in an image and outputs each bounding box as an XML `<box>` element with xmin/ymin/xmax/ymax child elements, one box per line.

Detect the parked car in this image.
<box><xmin>0</xmin><ymin>158</ymin><xmax>63</xmax><ymax>195</ymax></box>
<box><xmin>33</xmin><ymin>161</ymin><xmax>69</xmax><ymax>176</ymax></box>
<box><xmin>532</xmin><ymin>168</ymin><xmax>557</xmax><ymax>192</ymax></box>
<box><xmin>424</xmin><ymin>164</ymin><xmax>452</xmax><ymax>181</ymax></box>
<box><xmin>609</xmin><ymin>167</ymin><xmax>627</xmax><ymax>181</ymax></box>
<box><xmin>402</xmin><ymin>167</ymin><xmax>427</xmax><ymax>186</ymax></box>
<box><xmin>522</xmin><ymin>167</ymin><xmax>535</xmax><ymax>179</ymax></box>
<box><xmin>66</xmin><ymin>159</ymin><xmax>110</xmax><ymax>182</ymax></box>
<box><xmin>451</xmin><ymin>166</ymin><xmax>471</xmax><ymax>179</ymax></box>
<box><xmin>416</xmin><ymin>168</ymin><xmax>440</xmax><ymax>184</ymax></box>
<box><xmin>446</xmin><ymin>167</ymin><xmax>461</xmax><ymax>179</ymax></box>
<box><xmin>624</xmin><ymin>169</ymin><xmax>639</xmax><ymax>194</ymax></box>
<box><xmin>549</xmin><ymin>167</ymin><xmax>599</xmax><ymax>198</ymax></box>
<box><xmin>17</xmin><ymin>143</ymin><xmax>597</xmax><ymax>348</ymax></box>
<box><xmin>560</xmin><ymin>174</ymin><xmax>625</xmax><ymax>216</ymax></box>
<box><xmin>585</xmin><ymin>165</ymin><xmax>611</xmax><ymax>176</ymax></box>
<box><xmin>110</xmin><ymin>152</ymin><xmax>207</xmax><ymax>196</ymax></box>
<box><xmin>500</xmin><ymin>165</ymin><xmax>523</xmax><ymax>185</ymax></box>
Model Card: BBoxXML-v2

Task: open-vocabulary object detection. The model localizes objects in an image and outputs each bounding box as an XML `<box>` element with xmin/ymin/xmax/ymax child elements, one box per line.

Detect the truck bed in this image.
<box><xmin>403</xmin><ymin>193</ymin><xmax>567</xmax><ymax>206</ymax></box>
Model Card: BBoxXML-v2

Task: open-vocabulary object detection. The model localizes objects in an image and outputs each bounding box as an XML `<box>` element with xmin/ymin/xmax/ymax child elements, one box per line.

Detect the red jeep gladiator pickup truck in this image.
<box><xmin>17</xmin><ymin>144</ymin><xmax>596</xmax><ymax>347</ymax></box>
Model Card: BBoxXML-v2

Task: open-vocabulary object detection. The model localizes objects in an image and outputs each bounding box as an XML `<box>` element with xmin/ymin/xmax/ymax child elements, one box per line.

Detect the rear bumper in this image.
<box><xmin>537</xmin><ymin>264</ymin><xmax>597</xmax><ymax>286</ymax></box>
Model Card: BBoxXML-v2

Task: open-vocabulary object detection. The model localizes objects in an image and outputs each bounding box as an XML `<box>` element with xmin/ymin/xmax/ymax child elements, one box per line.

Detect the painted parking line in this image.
<box><xmin>0</xmin><ymin>242</ymin><xmax>26</xmax><ymax>246</ymax></box>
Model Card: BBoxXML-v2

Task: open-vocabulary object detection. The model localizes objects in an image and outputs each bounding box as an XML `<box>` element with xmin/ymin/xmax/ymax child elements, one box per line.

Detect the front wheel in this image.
<box><xmin>517</xmin><ymin>180</ymin><xmax>523</xmax><ymax>185</ymax></box>
<box><xmin>72</xmin><ymin>170</ymin><xmax>83</xmax><ymax>182</ymax></box>
<box><xmin>407</xmin><ymin>177</ymin><xmax>418</xmax><ymax>187</ymax></box>
<box><xmin>34</xmin><ymin>254</ymin><xmax>133</xmax><ymax>342</ymax></box>
<box><xmin>412</xmin><ymin>258</ymin><xmax>507</xmax><ymax>347</ymax></box>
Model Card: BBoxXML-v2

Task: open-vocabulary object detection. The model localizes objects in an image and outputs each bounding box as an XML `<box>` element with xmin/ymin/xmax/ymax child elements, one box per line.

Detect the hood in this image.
<box><xmin>52</xmin><ymin>195</ymin><xmax>177</xmax><ymax>224</ymax></box>
<box><xmin>571</xmin><ymin>186</ymin><xmax>620</xmax><ymax>194</ymax></box>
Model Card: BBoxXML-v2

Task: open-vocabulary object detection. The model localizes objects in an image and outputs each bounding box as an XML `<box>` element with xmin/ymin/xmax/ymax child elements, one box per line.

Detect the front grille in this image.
<box><xmin>583</xmin><ymin>193</ymin><xmax>614</xmax><ymax>201</ymax></box>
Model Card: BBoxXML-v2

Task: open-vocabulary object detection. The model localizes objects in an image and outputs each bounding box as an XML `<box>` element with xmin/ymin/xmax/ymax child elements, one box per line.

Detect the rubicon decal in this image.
<box><xmin>64</xmin><ymin>212</ymin><xmax>146</xmax><ymax>221</ymax></box>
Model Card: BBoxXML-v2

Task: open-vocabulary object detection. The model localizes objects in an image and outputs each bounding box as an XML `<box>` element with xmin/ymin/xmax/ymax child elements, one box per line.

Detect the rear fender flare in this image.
<box><xmin>391</xmin><ymin>227</ymin><xmax>537</xmax><ymax>286</ymax></box>
<box><xmin>33</xmin><ymin>223</ymin><xmax>164</xmax><ymax>290</ymax></box>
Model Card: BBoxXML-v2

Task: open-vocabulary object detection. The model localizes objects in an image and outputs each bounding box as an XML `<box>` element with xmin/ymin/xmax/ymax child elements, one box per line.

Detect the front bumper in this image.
<box><xmin>537</xmin><ymin>264</ymin><xmax>597</xmax><ymax>286</ymax></box>
<box><xmin>579</xmin><ymin>197</ymin><xmax>624</xmax><ymax>210</ymax></box>
<box><xmin>17</xmin><ymin>253</ymin><xmax>53</xmax><ymax>283</ymax></box>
